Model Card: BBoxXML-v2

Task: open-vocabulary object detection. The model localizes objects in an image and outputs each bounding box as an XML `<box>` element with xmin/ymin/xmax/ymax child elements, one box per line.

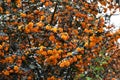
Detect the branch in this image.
<box><xmin>50</xmin><ymin>2</ymin><xmax>57</xmax><ymax>25</ymax></box>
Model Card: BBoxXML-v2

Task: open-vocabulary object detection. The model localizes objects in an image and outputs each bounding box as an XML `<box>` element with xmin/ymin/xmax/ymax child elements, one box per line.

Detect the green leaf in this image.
<box><xmin>80</xmin><ymin>73</ymin><xmax>85</xmax><ymax>77</ymax></box>
<box><xmin>95</xmin><ymin>66</ymin><xmax>104</xmax><ymax>71</ymax></box>
<box><xmin>86</xmin><ymin>77</ymin><xmax>92</xmax><ymax>80</ymax></box>
<box><xmin>105</xmin><ymin>56</ymin><xmax>110</xmax><ymax>60</ymax></box>
<box><xmin>100</xmin><ymin>61</ymin><xmax>107</xmax><ymax>66</ymax></box>
<box><xmin>96</xmin><ymin>75</ymin><xmax>102</xmax><ymax>80</ymax></box>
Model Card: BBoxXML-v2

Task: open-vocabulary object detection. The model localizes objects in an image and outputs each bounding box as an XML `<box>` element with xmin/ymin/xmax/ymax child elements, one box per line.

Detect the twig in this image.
<box><xmin>50</xmin><ymin>2</ymin><xmax>57</xmax><ymax>25</ymax></box>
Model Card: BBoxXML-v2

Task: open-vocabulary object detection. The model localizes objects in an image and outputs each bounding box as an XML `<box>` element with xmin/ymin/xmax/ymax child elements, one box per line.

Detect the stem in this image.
<box><xmin>50</xmin><ymin>2</ymin><xmax>57</xmax><ymax>25</ymax></box>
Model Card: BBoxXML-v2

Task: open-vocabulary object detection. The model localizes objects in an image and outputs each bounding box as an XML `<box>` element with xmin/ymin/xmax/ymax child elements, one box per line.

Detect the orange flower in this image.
<box><xmin>59</xmin><ymin>60</ymin><xmax>70</xmax><ymax>68</ymax></box>
<box><xmin>47</xmin><ymin>50</ymin><xmax>53</xmax><ymax>54</ymax></box>
<box><xmin>49</xmin><ymin>35</ymin><xmax>55</xmax><ymax>41</ymax></box>
<box><xmin>76</xmin><ymin>55</ymin><xmax>82</xmax><ymax>59</ymax></box>
<box><xmin>79</xmin><ymin>68</ymin><xmax>85</xmax><ymax>72</ymax></box>
<box><xmin>25</xmin><ymin>27</ymin><xmax>30</xmax><ymax>33</ymax></box>
<box><xmin>104</xmin><ymin>8</ymin><xmax>107</xmax><ymax>13</ymax></box>
<box><xmin>100</xmin><ymin>1</ymin><xmax>106</xmax><ymax>6</ymax></box>
<box><xmin>89</xmin><ymin>42</ymin><xmax>96</xmax><ymax>48</ymax></box>
<box><xmin>34</xmin><ymin>10</ymin><xmax>40</xmax><ymax>14</ymax></box>
<box><xmin>36</xmin><ymin>49</ymin><xmax>43</xmax><ymax>54</ymax></box>
<box><xmin>81</xmin><ymin>22</ymin><xmax>86</xmax><ymax>28</ymax></box>
<box><xmin>63</xmin><ymin>43</ymin><xmax>67</xmax><ymax>48</ymax></box>
<box><xmin>67</xmin><ymin>52</ymin><xmax>72</xmax><ymax>56</ymax></box>
<box><xmin>4</xmin><ymin>45</ymin><xmax>9</xmax><ymax>51</ymax></box>
<box><xmin>46</xmin><ymin>25</ymin><xmax>52</xmax><ymax>30</ymax></box>
<box><xmin>76</xmin><ymin>47</ymin><xmax>84</xmax><ymax>52</ymax></box>
<box><xmin>88</xmin><ymin>17</ymin><xmax>94</xmax><ymax>21</ymax></box>
<box><xmin>16</xmin><ymin>0</ymin><xmax>21</xmax><ymax>4</ymax></box>
<box><xmin>73</xmin><ymin>29</ymin><xmax>79</xmax><ymax>35</ymax></box>
<box><xmin>98</xmin><ymin>28</ymin><xmax>104</xmax><ymax>33</ymax></box>
<box><xmin>3</xmin><ymin>36</ymin><xmax>9</xmax><ymax>40</ymax></box>
<box><xmin>69</xmin><ymin>58</ymin><xmax>74</xmax><ymax>63</ymax></box>
<box><xmin>58</xmin><ymin>49</ymin><xmax>63</xmax><ymax>54</ymax></box>
<box><xmin>16</xmin><ymin>0</ymin><xmax>21</xmax><ymax>8</ymax></box>
<box><xmin>7</xmin><ymin>0</ymin><xmax>11</xmax><ymax>3</ymax></box>
<box><xmin>60</xmin><ymin>33</ymin><xmax>69</xmax><ymax>41</ymax></box>
<box><xmin>45</xmin><ymin>2</ymin><xmax>49</xmax><ymax>7</ymax></box>
<box><xmin>84</xmin><ymin>41</ymin><xmax>89</xmax><ymax>48</ymax></box>
<box><xmin>0</xmin><ymin>51</ymin><xmax>4</xmax><ymax>56</ymax></box>
<box><xmin>75</xmin><ymin>13</ymin><xmax>82</xmax><ymax>17</ymax></box>
<box><xmin>12</xmin><ymin>54</ymin><xmax>16</xmax><ymax>59</ymax></box>
<box><xmin>36</xmin><ymin>22</ymin><xmax>44</xmax><ymax>28</ymax></box>
<box><xmin>111</xmin><ymin>78</ymin><xmax>116</xmax><ymax>80</ymax></box>
<box><xmin>41</xmin><ymin>51</ymin><xmax>47</xmax><ymax>56</ymax></box>
<box><xmin>28</xmin><ymin>76</ymin><xmax>32</xmax><ymax>80</ymax></box>
<box><xmin>46</xmin><ymin>56</ymin><xmax>57</xmax><ymax>65</ymax></box>
<box><xmin>8</xmin><ymin>56</ymin><xmax>14</xmax><ymax>63</ymax></box>
<box><xmin>27</xmin><ymin>22</ymin><xmax>34</xmax><ymax>29</ymax></box>
<box><xmin>40</xmin><ymin>15</ymin><xmax>45</xmax><ymax>20</ymax></box>
<box><xmin>13</xmin><ymin>8</ymin><xmax>17</xmax><ymax>12</ymax></box>
<box><xmin>51</xmin><ymin>27</ymin><xmax>57</xmax><ymax>33</ymax></box>
<box><xmin>65</xmin><ymin>61</ymin><xmax>70</xmax><ymax>67</ymax></box>
<box><xmin>20</xmin><ymin>13</ymin><xmax>26</xmax><ymax>18</ymax></box>
<box><xmin>0</xmin><ymin>45</ymin><xmax>3</xmax><ymax>49</ymax></box>
<box><xmin>47</xmin><ymin>76</ymin><xmax>56</xmax><ymax>80</ymax></box>
<box><xmin>87</xmin><ymin>57</ymin><xmax>91</xmax><ymax>61</ymax></box>
<box><xmin>9</xmin><ymin>70</ymin><xmax>14</xmax><ymax>73</ymax></box>
<box><xmin>55</xmin><ymin>42</ymin><xmax>61</xmax><ymax>49</ymax></box>
<box><xmin>98</xmin><ymin>36</ymin><xmax>103</xmax><ymax>42</ymax></box>
<box><xmin>31</xmin><ymin>0</ymin><xmax>35</xmax><ymax>3</ymax></box>
<box><xmin>84</xmin><ymin>29</ymin><xmax>92</xmax><ymax>33</ymax></box>
<box><xmin>90</xmin><ymin>36</ymin><xmax>97</xmax><ymax>42</ymax></box>
<box><xmin>3</xmin><ymin>70</ymin><xmax>10</xmax><ymax>76</ymax></box>
<box><xmin>75</xmin><ymin>64</ymin><xmax>81</xmax><ymax>68</ymax></box>
<box><xmin>21</xmin><ymin>55</ymin><xmax>26</xmax><ymax>60</ymax></box>
<box><xmin>31</xmin><ymin>27</ymin><xmax>39</xmax><ymax>32</ymax></box>
<box><xmin>66</xmin><ymin>5</ymin><xmax>73</xmax><ymax>11</ymax></box>
<box><xmin>13</xmin><ymin>66</ymin><xmax>19</xmax><ymax>71</ymax></box>
<box><xmin>107</xmin><ymin>0</ymin><xmax>112</xmax><ymax>3</ymax></box>
<box><xmin>5</xmin><ymin>11</ymin><xmax>10</xmax><ymax>14</ymax></box>
<box><xmin>58</xmin><ymin>28</ymin><xmax>63</xmax><ymax>33</ymax></box>
<box><xmin>0</xmin><ymin>7</ymin><xmax>3</xmax><ymax>13</ymax></box>
<box><xmin>40</xmin><ymin>0</ymin><xmax>45</xmax><ymax>3</ymax></box>
<box><xmin>84</xmin><ymin>3</ymin><xmax>89</xmax><ymax>8</ymax></box>
<box><xmin>61</xmin><ymin>35</ymin><xmax>67</xmax><ymax>41</ymax></box>
<box><xmin>59</xmin><ymin>62</ymin><xmax>65</xmax><ymax>68</ymax></box>
<box><xmin>72</xmin><ymin>56</ymin><xmax>77</xmax><ymax>62</ymax></box>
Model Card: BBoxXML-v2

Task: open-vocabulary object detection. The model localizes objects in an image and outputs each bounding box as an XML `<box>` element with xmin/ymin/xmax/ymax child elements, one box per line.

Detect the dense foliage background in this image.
<box><xmin>0</xmin><ymin>0</ymin><xmax>120</xmax><ymax>80</ymax></box>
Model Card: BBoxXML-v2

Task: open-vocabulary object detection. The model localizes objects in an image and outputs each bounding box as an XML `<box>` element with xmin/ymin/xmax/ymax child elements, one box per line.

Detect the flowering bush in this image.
<box><xmin>0</xmin><ymin>0</ymin><xmax>120</xmax><ymax>80</ymax></box>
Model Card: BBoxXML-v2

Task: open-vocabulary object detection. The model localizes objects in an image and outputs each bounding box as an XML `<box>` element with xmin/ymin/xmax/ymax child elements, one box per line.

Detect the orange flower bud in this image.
<box><xmin>13</xmin><ymin>66</ymin><xmax>19</xmax><ymax>71</ymax></box>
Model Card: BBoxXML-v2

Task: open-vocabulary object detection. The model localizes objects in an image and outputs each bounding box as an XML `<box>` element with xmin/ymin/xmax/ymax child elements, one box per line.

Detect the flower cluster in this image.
<box><xmin>0</xmin><ymin>0</ymin><xmax>120</xmax><ymax>80</ymax></box>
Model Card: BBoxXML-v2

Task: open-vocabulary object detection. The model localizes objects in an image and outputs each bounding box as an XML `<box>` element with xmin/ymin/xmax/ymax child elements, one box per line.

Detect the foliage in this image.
<box><xmin>0</xmin><ymin>0</ymin><xmax>120</xmax><ymax>80</ymax></box>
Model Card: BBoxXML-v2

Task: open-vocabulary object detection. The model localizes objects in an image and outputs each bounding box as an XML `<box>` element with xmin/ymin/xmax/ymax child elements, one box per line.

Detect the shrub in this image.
<box><xmin>0</xmin><ymin>0</ymin><xmax>120</xmax><ymax>80</ymax></box>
